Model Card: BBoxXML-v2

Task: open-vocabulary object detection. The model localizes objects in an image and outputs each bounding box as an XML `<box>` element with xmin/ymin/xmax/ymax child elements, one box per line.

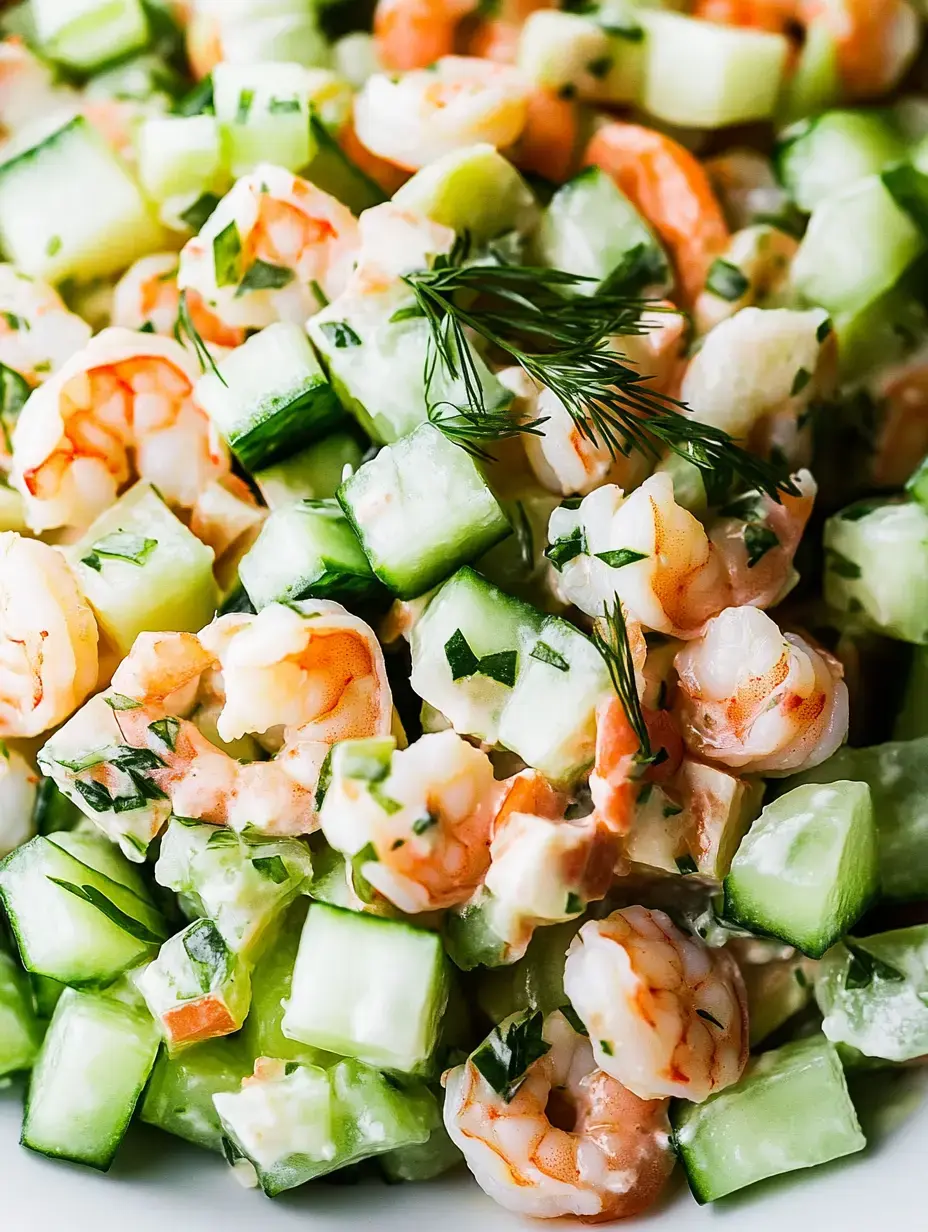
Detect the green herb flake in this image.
<box><xmin>744</xmin><ymin>522</ymin><xmax>780</xmax><ymax>568</ymax></box>
<box><xmin>545</xmin><ymin>526</ymin><xmax>586</xmax><ymax>571</ymax></box>
<box><xmin>370</xmin><ymin>784</ymin><xmax>403</xmax><ymax>815</ymax></box>
<box><xmin>389</xmin><ymin>303</ymin><xmax>426</xmax><ymax>324</ymax></box>
<box><xmin>844</xmin><ymin>939</ymin><xmax>907</xmax><ymax>990</ymax></box>
<box><xmin>472</xmin><ymin>1009</ymin><xmax>551</xmax><ymax>1102</ymax></box>
<box><xmin>559</xmin><ymin>1003</ymin><xmax>588</xmax><ymax>1035</ymax></box>
<box><xmin>213</xmin><ymin>221</ymin><xmax>244</xmax><ymax>289</ymax></box>
<box><xmin>268</xmin><ymin>96</ymin><xmax>302</xmax><ymax>114</ymax></box>
<box><xmin>47</xmin><ymin>877</ymin><xmax>163</xmax><ymax>944</ymax></box>
<box><xmin>235</xmin><ymin>259</ymin><xmax>294</xmax><ymax>298</ymax></box>
<box><xmin>350</xmin><ymin>842</ymin><xmax>380</xmax><ymax>904</ymax></box>
<box><xmin>88</xmin><ymin>532</ymin><xmax>158</xmax><ymax>568</ymax></box>
<box><xmin>148</xmin><ymin>717</ymin><xmax>180</xmax><ymax>753</ymax></box>
<box><xmin>251</xmin><ymin>854</ymin><xmax>289</xmax><ymax>883</ymax></box>
<box><xmin>697</xmin><ymin>1009</ymin><xmax>724</xmax><ymax>1029</ymax></box>
<box><xmin>825</xmin><ymin>547</ymin><xmax>862</xmax><ymax>580</ymax></box>
<box><xmin>478</xmin><ymin>650</ymin><xmax>518</xmax><ymax>688</ymax></box>
<box><xmin>816</xmin><ymin>317</ymin><xmax>833</xmax><ymax>344</ymax></box>
<box><xmin>106</xmin><ymin>694</ymin><xmax>142</xmax><ymax>711</ymax></box>
<box><xmin>412</xmin><ymin>811</ymin><xmax>439</xmax><ymax>836</ymax></box>
<box><xmin>183</xmin><ymin>918</ymin><xmax>230</xmax><ymax>992</ymax></box>
<box><xmin>675</xmin><ymin>854</ymin><xmax>698</xmax><ymax>875</ymax></box>
<box><xmin>838</xmin><ymin>502</ymin><xmax>877</xmax><ymax>522</ymax></box>
<box><xmin>790</xmin><ymin>367</ymin><xmax>812</xmax><ymax>397</ymax></box>
<box><xmin>46</xmin><ymin>236</ymin><xmax>62</xmax><ymax>258</ymax></box>
<box><xmin>319</xmin><ymin>321</ymin><xmax>362</xmax><ymax>349</ymax></box>
<box><xmin>706</xmin><ymin>259</ymin><xmax>749</xmax><ymax>302</ymax></box>
<box><xmin>73</xmin><ymin>779</ymin><xmax>114</xmax><ymax>812</ymax></box>
<box><xmin>444</xmin><ymin>628</ymin><xmax>480</xmax><ymax>681</ymax></box>
<box><xmin>0</xmin><ymin>311</ymin><xmax>26</xmax><ymax>331</ymax></box>
<box><xmin>586</xmin><ymin>55</ymin><xmax>613</xmax><ymax>79</ymax></box>
<box><xmin>180</xmin><ymin>191</ymin><xmax>220</xmax><ymax>233</ymax></box>
<box><xmin>663</xmin><ymin>802</ymin><xmax>684</xmax><ymax>818</ymax></box>
<box><xmin>530</xmin><ymin>641</ymin><xmax>569</xmax><ymax>672</ymax></box>
<box><xmin>599</xmin><ymin>1039</ymin><xmax>614</xmax><ymax>1056</ymax></box>
<box><xmin>595</xmin><ymin>547</ymin><xmax>648</xmax><ymax>569</ymax></box>
<box><xmin>0</xmin><ymin>361</ymin><xmax>28</xmax><ymax>456</ymax></box>
<box><xmin>235</xmin><ymin>88</ymin><xmax>254</xmax><ymax>124</ymax></box>
<box><xmin>565</xmin><ymin>891</ymin><xmax>583</xmax><ymax>915</ymax></box>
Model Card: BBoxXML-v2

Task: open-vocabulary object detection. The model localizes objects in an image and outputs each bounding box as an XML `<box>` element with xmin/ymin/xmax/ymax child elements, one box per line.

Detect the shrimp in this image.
<box><xmin>590</xmin><ymin>694</ymin><xmax>683</xmax><ymax>836</ymax></box>
<box><xmin>177</xmin><ymin>164</ymin><xmax>360</xmax><ymax>332</ymax></box>
<box><xmin>374</xmin><ymin>0</ymin><xmax>474</xmax><ymax>70</ymax></box>
<box><xmin>320</xmin><ymin>730</ymin><xmax>497</xmax><ymax>913</ymax></box>
<box><xmin>704</xmin><ymin>149</ymin><xmax>792</xmax><ymax>232</ymax></box>
<box><xmin>0</xmin><ymin>38</ymin><xmax>76</xmax><ymax>147</ymax></box>
<box><xmin>866</xmin><ymin>355</ymin><xmax>928</xmax><ymax>490</ymax></box>
<box><xmin>508</xmin><ymin>89</ymin><xmax>578</xmax><ymax>184</ymax></box>
<box><xmin>0</xmin><ymin>533</ymin><xmax>98</xmax><ymax>738</ymax></box>
<box><xmin>443</xmin><ymin>1009</ymin><xmax>675</xmax><ymax>1220</ymax></box>
<box><xmin>681</xmin><ymin>306</ymin><xmax>836</xmax><ymax>465</ymax></box>
<box><xmin>112</xmin><ymin>253</ymin><xmax>245</xmax><ymax>351</ymax></box>
<box><xmin>353</xmin><ymin>57</ymin><xmax>531</xmax><ymax>172</ymax></box>
<box><xmin>583</xmin><ymin>123</ymin><xmax>730</xmax><ymax>306</ymax></box>
<box><xmin>673</xmin><ymin>605</ymin><xmax>849</xmax><ymax>776</ymax></box>
<box><xmin>10</xmin><ymin>327</ymin><xmax>228</xmax><ymax>533</ymax></box>
<box><xmin>0</xmin><ymin>264</ymin><xmax>92</xmax><ymax>390</ymax></box>
<box><xmin>0</xmin><ymin>742</ymin><xmax>38</xmax><ymax>858</ymax></box>
<box><xmin>693</xmin><ymin>224</ymin><xmax>799</xmax><ymax>336</ymax></box>
<box><xmin>189</xmin><ymin>473</ymin><xmax>266</xmax><ymax>592</ymax></box>
<box><xmin>563</xmin><ymin>907</ymin><xmax>749</xmax><ymax>1102</ymax></box>
<box><xmin>693</xmin><ymin>0</ymin><xmax>796</xmax><ymax>32</ymax></box>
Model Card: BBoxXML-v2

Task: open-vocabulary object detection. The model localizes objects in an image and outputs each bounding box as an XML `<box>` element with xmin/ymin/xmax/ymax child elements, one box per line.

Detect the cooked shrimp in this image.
<box><xmin>338</xmin><ymin>119</ymin><xmax>412</xmax><ymax>196</ymax></box>
<box><xmin>563</xmin><ymin>907</ymin><xmax>749</xmax><ymax>1102</ymax></box>
<box><xmin>0</xmin><ymin>264</ymin><xmax>92</xmax><ymax>389</ymax></box>
<box><xmin>0</xmin><ymin>742</ymin><xmax>38</xmax><ymax>858</ymax></box>
<box><xmin>694</xmin><ymin>0</ymin><xmax>796</xmax><ymax>32</ymax></box>
<box><xmin>177</xmin><ymin>164</ymin><xmax>360</xmax><ymax>332</ymax></box>
<box><xmin>10</xmin><ymin>327</ymin><xmax>228</xmax><ymax>533</ymax></box>
<box><xmin>353</xmin><ymin>57</ymin><xmax>531</xmax><ymax>172</ymax></box>
<box><xmin>694</xmin><ymin>224</ymin><xmax>799</xmax><ymax>336</ymax></box>
<box><xmin>591</xmin><ymin>695</ymin><xmax>683</xmax><ymax>836</ymax></box>
<box><xmin>509</xmin><ymin>89</ymin><xmax>578</xmax><ymax>184</ymax></box>
<box><xmin>674</xmin><ymin>605</ymin><xmax>849</xmax><ymax>776</ymax></box>
<box><xmin>0</xmin><ymin>38</ymin><xmax>76</xmax><ymax>146</ymax></box>
<box><xmin>189</xmin><ymin>473</ymin><xmax>266</xmax><ymax>570</ymax></box>
<box><xmin>866</xmin><ymin>355</ymin><xmax>928</xmax><ymax>490</ymax></box>
<box><xmin>0</xmin><ymin>533</ymin><xmax>98</xmax><ymax>738</ymax></box>
<box><xmin>112</xmin><ymin>253</ymin><xmax>245</xmax><ymax>351</ymax></box>
<box><xmin>320</xmin><ymin>730</ymin><xmax>497</xmax><ymax>913</ymax></box>
<box><xmin>374</xmin><ymin>0</ymin><xmax>474</xmax><ymax>70</ymax></box>
<box><xmin>681</xmin><ymin>306</ymin><xmax>836</xmax><ymax>464</ymax></box>
<box><xmin>584</xmin><ymin>123</ymin><xmax>730</xmax><ymax>306</ymax></box>
<box><xmin>799</xmin><ymin>0</ymin><xmax>919</xmax><ymax>101</ymax></box>
<box><xmin>704</xmin><ymin>149</ymin><xmax>791</xmax><ymax>232</ymax></box>
<box><xmin>443</xmin><ymin>1009</ymin><xmax>675</xmax><ymax>1220</ymax></box>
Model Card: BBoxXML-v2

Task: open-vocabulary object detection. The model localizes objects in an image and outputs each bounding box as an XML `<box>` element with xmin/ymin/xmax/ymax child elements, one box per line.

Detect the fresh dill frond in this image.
<box><xmin>174</xmin><ymin>290</ymin><xmax>225</xmax><ymax>384</ymax></box>
<box><xmin>403</xmin><ymin>245</ymin><xmax>795</xmax><ymax>501</ymax></box>
<box><xmin>591</xmin><ymin>595</ymin><xmax>651</xmax><ymax>761</ymax></box>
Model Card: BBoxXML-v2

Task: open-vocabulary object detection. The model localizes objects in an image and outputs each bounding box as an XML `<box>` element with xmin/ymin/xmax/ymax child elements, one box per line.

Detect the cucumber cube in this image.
<box><xmin>0</xmin><ymin>116</ymin><xmax>164</xmax><ymax>283</ymax></box>
<box><xmin>255</xmin><ymin>432</ymin><xmax>364</xmax><ymax>507</ymax></box>
<box><xmin>517</xmin><ymin>10</ymin><xmax>644</xmax><ymax>106</ymax></box>
<box><xmin>305</xmin><ymin>113</ymin><xmax>386</xmax><ymax>215</ymax></box>
<box><xmin>393</xmin><ymin>144</ymin><xmax>537</xmax><ymax>243</ymax></box>
<box><xmin>815</xmin><ymin>925</ymin><xmax>928</xmax><ymax>1062</ymax></box>
<box><xmin>137</xmin><ymin>115</ymin><xmax>227</xmax><ymax>215</ymax></box>
<box><xmin>639</xmin><ymin>11</ymin><xmax>789</xmax><ymax>129</ymax></box>
<box><xmin>141</xmin><ymin>1038</ymin><xmax>252</xmax><ymax>1154</ymax></box>
<box><xmin>792</xmin><ymin>175</ymin><xmax>925</xmax><ymax>316</ymax></box>
<box><xmin>240</xmin><ymin>499</ymin><xmax>382</xmax><ymax>610</ymax></box>
<box><xmin>338</xmin><ymin>423</ymin><xmax>511</xmax><ymax>599</ymax></box>
<box><xmin>33</xmin><ymin>0</ymin><xmax>150</xmax><ymax>72</ymax></box>
<box><xmin>776</xmin><ymin>110</ymin><xmax>908</xmax><ymax>213</ymax></box>
<box><xmin>0</xmin><ymin>835</ymin><xmax>166</xmax><ymax>987</ymax></box>
<box><xmin>68</xmin><ymin>482</ymin><xmax>218</xmax><ymax>657</ymax></box>
<box><xmin>823</xmin><ymin>500</ymin><xmax>928</xmax><ymax>644</ymax></box>
<box><xmin>0</xmin><ymin>948</ymin><xmax>42</xmax><ymax>1076</ymax></box>
<box><xmin>23</xmin><ymin>988</ymin><xmax>160</xmax><ymax>1170</ymax></box>
<box><xmin>672</xmin><ymin>1036</ymin><xmax>865</xmax><ymax>1203</ymax></box>
<box><xmin>724</xmin><ymin>781</ymin><xmax>878</xmax><ymax>958</ymax></box>
<box><xmin>212</xmin><ymin>62</ymin><xmax>323</xmax><ymax>177</ymax></box>
<box><xmin>409</xmin><ymin>566</ymin><xmax>543</xmax><ymax>745</ymax></box>
<box><xmin>196</xmin><ymin>322</ymin><xmax>344</xmax><ymax>470</ymax></box>
<box><xmin>282</xmin><ymin>903</ymin><xmax>449</xmax><ymax>1073</ymax></box>
<box><xmin>532</xmin><ymin>167</ymin><xmax>670</xmax><ymax>295</ymax></box>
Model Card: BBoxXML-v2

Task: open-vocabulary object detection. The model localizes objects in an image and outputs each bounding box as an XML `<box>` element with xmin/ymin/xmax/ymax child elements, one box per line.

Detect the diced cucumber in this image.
<box><xmin>306</xmin><ymin>112</ymin><xmax>385</xmax><ymax>215</ymax></box>
<box><xmin>791</xmin><ymin>175</ymin><xmax>925</xmax><ymax>316</ymax></box>
<box><xmin>0</xmin><ymin>835</ymin><xmax>166</xmax><ymax>987</ymax></box>
<box><xmin>84</xmin><ymin>50</ymin><xmax>186</xmax><ymax>108</ymax></box>
<box><xmin>381</xmin><ymin>1121</ymin><xmax>462</xmax><ymax>1182</ymax></box>
<box><xmin>196</xmin><ymin>322</ymin><xmax>345</xmax><ymax>471</ymax></box>
<box><xmin>672</xmin><ymin>1036</ymin><xmax>865</xmax><ymax>1204</ymax></box>
<box><xmin>815</xmin><ymin>925</ymin><xmax>928</xmax><ymax>1062</ymax></box>
<box><xmin>338</xmin><ymin>424</ymin><xmax>511</xmax><ymax>600</ymax></box>
<box><xmin>68</xmin><ymin>481</ymin><xmax>218</xmax><ymax>657</ymax></box>
<box><xmin>531</xmin><ymin>166</ymin><xmax>670</xmax><ymax>295</ymax></box>
<box><xmin>393</xmin><ymin>144</ymin><xmax>537</xmax><ymax>244</ymax></box>
<box><xmin>239</xmin><ymin>499</ymin><xmax>380</xmax><ymax>610</ymax></box>
<box><xmin>214</xmin><ymin>1056</ymin><xmax>437</xmax><ymax>1195</ymax></box>
<box><xmin>141</xmin><ymin>1037</ymin><xmax>252</xmax><ymax>1153</ymax></box>
<box><xmin>254</xmin><ymin>432</ymin><xmax>364</xmax><ymax>507</ymax></box>
<box><xmin>0</xmin><ymin>116</ymin><xmax>164</xmax><ymax>284</ymax></box>
<box><xmin>497</xmin><ymin>614</ymin><xmax>609</xmax><ymax>786</ymax></box>
<box><xmin>0</xmin><ymin>947</ymin><xmax>42</xmax><ymax>1076</ymax></box>
<box><xmin>282</xmin><ymin>902</ymin><xmax>449</xmax><ymax>1073</ymax></box>
<box><xmin>724</xmin><ymin>781</ymin><xmax>878</xmax><ymax>958</ymax></box>
<box><xmin>22</xmin><ymin>987</ymin><xmax>159</xmax><ymax>1170</ymax></box>
<box><xmin>476</xmin><ymin>918</ymin><xmax>581</xmax><ymax>1024</ymax></box>
<box><xmin>775</xmin><ymin>110</ymin><xmax>907</xmax><ymax>213</ymax></box>
<box><xmin>136</xmin><ymin>114</ymin><xmax>228</xmax><ymax>229</ymax></box>
<box><xmin>833</xmin><ymin>282</ymin><xmax>928</xmax><ymax>383</ymax></box>
<box><xmin>154</xmin><ymin>817</ymin><xmax>313</xmax><ymax>956</ymax></box>
<box><xmin>241</xmin><ymin>899</ymin><xmax>333</xmax><ymax>1067</ymax></box>
<box><xmin>135</xmin><ymin>919</ymin><xmax>252</xmax><ymax>1052</ymax></box>
<box><xmin>33</xmin><ymin>0</ymin><xmax>150</xmax><ymax>72</ymax></box>
<box><xmin>212</xmin><ymin>62</ymin><xmax>326</xmax><ymax>177</ymax></box>
<box><xmin>48</xmin><ymin>826</ymin><xmax>151</xmax><ymax>899</ymax></box>
<box><xmin>742</xmin><ymin>952</ymin><xmax>816</xmax><ymax>1047</ymax></box>
<box><xmin>308</xmin><ymin>297</ymin><xmax>512</xmax><ymax>445</ymax></box>
<box><xmin>777</xmin><ymin>20</ymin><xmax>840</xmax><ymax>126</ymax></box>
<box><xmin>409</xmin><ymin>566</ymin><xmax>543</xmax><ymax>746</ymax></box>
<box><xmin>893</xmin><ymin>646</ymin><xmax>928</xmax><ymax>740</ymax></box>
<box><xmin>639</xmin><ymin>10</ymin><xmax>788</xmax><ymax>129</ymax></box>
<box><xmin>212</xmin><ymin>9</ymin><xmax>330</xmax><ymax>71</ymax></box>
<box><xmin>31</xmin><ymin>974</ymin><xmax>65</xmax><ymax>1021</ymax></box>
<box><xmin>786</xmin><ymin>735</ymin><xmax>928</xmax><ymax>902</ymax></box>
<box><xmin>823</xmin><ymin>499</ymin><xmax>928</xmax><ymax>644</ymax></box>
<box><xmin>517</xmin><ymin>10</ymin><xmax>644</xmax><ymax>106</ymax></box>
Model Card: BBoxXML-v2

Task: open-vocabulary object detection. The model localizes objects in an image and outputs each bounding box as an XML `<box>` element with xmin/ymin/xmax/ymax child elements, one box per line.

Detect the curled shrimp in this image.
<box><xmin>673</xmin><ymin>605</ymin><xmax>849</xmax><ymax>776</ymax></box>
<box><xmin>10</xmin><ymin>327</ymin><xmax>228</xmax><ymax>534</ymax></box>
<box><xmin>591</xmin><ymin>694</ymin><xmax>683</xmax><ymax>836</ymax></box>
<box><xmin>177</xmin><ymin>164</ymin><xmax>360</xmax><ymax>331</ymax></box>
<box><xmin>865</xmin><ymin>356</ymin><xmax>928</xmax><ymax>490</ymax></box>
<box><xmin>112</xmin><ymin>254</ymin><xmax>245</xmax><ymax>351</ymax></box>
<box><xmin>0</xmin><ymin>533</ymin><xmax>98</xmax><ymax>738</ymax></box>
<box><xmin>693</xmin><ymin>0</ymin><xmax>797</xmax><ymax>33</ymax></box>
<box><xmin>508</xmin><ymin>88</ymin><xmax>578</xmax><ymax>184</ymax></box>
<box><xmin>563</xmin><ymin>907</ymin><xmax>749</xmax><ymax>1102</ymax></box>
<box><xmin>583</xmin><ymin>122</ymin><xmax>730</xmax><ymax>306</ymax></box>
<box><xmin>693</xmin><ymin>224</ymin><xmax>799</xmax><ymax>336</ymax></box>
<box><xmin>0</xmin><ymin>264</ymin><xmax>91</xmax><ymax>390</ymax></box>
<box><xmin>374</xmin><ymin>0</ymin><xmax>550</xmax><ymax>71</ymax></box>
<box><xmin>353</xmin><ymin>56</ymin><xmax>531</xmax><ymax>172</ymax></box>
<box><xmin>443</xmin><ymin>1009</ymin><xmax>675</xmax><ymax>1220</ymax></box>
<box><xmin>320</xmin><ymin>729</ymin><xmax>497</xmax><ymax>913</ymax></box>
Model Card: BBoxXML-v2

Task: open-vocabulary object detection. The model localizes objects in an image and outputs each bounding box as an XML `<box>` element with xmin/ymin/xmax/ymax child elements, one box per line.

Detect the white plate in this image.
<box><xmin>3</xmin><ymin>1065</ymin><xmax>927</xmax><ymax>1232</ymax></box>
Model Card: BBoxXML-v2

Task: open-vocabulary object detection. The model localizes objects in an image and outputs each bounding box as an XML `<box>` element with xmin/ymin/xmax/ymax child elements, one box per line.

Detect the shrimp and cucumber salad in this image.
<box><xmin>2</xmin><ymin>0</ymin><xmax>928</xmax><ymax>1222</ymax></box>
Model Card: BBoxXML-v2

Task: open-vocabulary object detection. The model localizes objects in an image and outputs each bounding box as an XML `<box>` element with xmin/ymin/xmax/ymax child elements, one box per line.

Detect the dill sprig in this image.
<box><xmin>592</xmin><ymin>595</ymin><xmax>651</xmax><ymax>761</ymax></box>
<box><xmin>174</xmin><ymin>290</ymin><xmax>225</xmax><ymax>385</ymax></box>
<box><xmin>403</xmin><ymin>243</ymin><xmax>795</xmax><ymax>501</ymax></box>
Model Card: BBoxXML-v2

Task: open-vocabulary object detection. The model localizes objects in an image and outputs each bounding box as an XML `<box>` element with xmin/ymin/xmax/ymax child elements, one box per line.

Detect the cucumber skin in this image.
<box><xmin>229</xmin><ymin>379</ymin><xmax>346</xmax><ymax>472</ymax></box>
